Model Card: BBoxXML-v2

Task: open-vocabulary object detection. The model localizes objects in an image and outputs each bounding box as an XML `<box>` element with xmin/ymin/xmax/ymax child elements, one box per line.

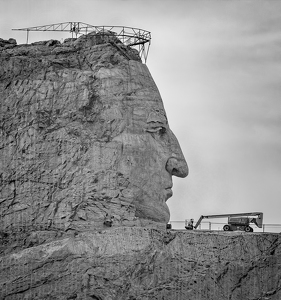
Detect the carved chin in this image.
<box><xmin>134</xmin><ymin>200</ymin><xmax>170</xmax><ymax>223</ymax></box>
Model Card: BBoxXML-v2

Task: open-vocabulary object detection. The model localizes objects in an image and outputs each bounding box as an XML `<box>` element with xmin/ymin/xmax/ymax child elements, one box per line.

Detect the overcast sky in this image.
<box><xmin>1</xmin><ymin>0</ymin><xmax>281</xmax><ymax>229</ymax></box>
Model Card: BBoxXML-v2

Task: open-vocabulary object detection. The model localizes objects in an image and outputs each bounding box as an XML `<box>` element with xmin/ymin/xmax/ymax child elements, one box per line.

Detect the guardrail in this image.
<box><xmin>0</xmin><ymin>219</ymin><xmax>280</xmax><ymax>234</ymax></box>
<box><xmin>169</xmin><ymin>221</ymin><xmax>281</xmax><ymax>233</ymax></box>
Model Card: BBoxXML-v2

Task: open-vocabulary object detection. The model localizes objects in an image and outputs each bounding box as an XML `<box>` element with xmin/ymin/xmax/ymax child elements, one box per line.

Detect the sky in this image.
<box><xmin>1</xmin><ymin>0</ymin><xmax>281</xmax><ymax>230</ymax></box>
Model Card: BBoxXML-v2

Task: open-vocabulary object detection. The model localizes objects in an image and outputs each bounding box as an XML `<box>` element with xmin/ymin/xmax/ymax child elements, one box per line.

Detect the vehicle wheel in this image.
<box><xmin>244</xmin><ymin>226</ymin><xmax>252</xmax><ymax>232</ymax></box>
<box><xmin>223</xmin><ymin>225</ymin><xmax>231</xmax><ymax>231</ymax></box>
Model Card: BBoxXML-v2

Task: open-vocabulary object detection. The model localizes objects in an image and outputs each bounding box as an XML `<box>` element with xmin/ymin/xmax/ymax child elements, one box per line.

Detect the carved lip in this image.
<box><xmin>165</xmin><ymin>188</ymin><xmax>173</xmax><ymax>200</ymax></box>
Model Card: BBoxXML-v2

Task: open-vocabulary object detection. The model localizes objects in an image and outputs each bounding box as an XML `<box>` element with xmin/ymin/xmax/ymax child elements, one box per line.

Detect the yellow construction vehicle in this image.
<box><xmin>186</xmin><ymin>212</ymin><xmax>263</xmax><ymax>232</ymax></box>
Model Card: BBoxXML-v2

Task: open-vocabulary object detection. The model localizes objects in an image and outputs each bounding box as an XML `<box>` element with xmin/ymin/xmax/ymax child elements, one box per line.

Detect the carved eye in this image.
<box><xmin>146</xmin><ymin>126</ymin><xmax>167</xmax><ymax>135</ymax></box>
<box><xmin>159</xmin><ymin>127</ymin><xmax>166</xmax><ymax>134</ymax></box>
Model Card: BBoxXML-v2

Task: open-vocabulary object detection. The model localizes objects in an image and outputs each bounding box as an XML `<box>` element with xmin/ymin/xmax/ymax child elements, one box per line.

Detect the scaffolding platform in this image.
<box><xmin>12</xmin><ymin>22</ymin><xmax>151</xmax><ymax>63</ymax></box>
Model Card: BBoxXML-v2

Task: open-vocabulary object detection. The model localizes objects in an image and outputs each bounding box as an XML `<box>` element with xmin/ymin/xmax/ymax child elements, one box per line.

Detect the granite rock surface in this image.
<box><xmin>1</xmin><ymin>35</ymin><xmax>281</xmax><ymax>300</ymax></box>
<box><xmin>0</xmin><ymin>228</ymin><xmax>280</xmax><ymax>300</ymax></box>
<box><xmin>0</xmin><ymin>34</ymin><xmax>188</xmax><ymax>233</ymax></box>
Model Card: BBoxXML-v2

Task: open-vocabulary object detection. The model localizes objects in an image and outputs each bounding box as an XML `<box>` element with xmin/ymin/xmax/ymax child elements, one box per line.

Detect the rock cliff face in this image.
<box><xmin>0</xmin><ymin>228</ymin><xmax>280</xmax><ymax>300</ymax></box>
<box><xmin>0</xmin><ymin>34</ymin><xmax>188</xmax><ymax>233</ymax></box>
<box><xmin>1</xmin><ymin>35</ymin><xmax>280</xmax><ymax>300</ymax></box>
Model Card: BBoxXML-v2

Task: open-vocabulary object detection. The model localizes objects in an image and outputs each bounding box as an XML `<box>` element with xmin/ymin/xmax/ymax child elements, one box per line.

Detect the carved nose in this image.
<box><xmin>166</xmin><ymin>157</ymin><xmax>189</xmax><ymax>178</ymax></box>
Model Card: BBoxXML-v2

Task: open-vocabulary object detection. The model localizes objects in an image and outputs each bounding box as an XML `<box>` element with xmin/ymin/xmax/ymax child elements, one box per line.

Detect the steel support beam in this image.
<box><xmin>12</xmin><ymin>22</ymin><xmax>152</xmax><ymax>63</ymax></box>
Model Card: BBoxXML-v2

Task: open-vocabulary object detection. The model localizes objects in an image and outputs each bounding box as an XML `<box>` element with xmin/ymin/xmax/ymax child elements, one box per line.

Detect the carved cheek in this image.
<box><xmin>116</xmin><ymin>133</ymin><xmax>153</xmax><ymax>169</ymax></box>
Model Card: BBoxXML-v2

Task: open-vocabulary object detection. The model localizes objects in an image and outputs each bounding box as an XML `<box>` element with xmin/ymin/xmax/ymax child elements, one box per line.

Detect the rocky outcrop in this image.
<box><xmin>0</xmin><ymin>33</ymin><xmax>190</xmax><ymax>298</ymax></box>
<box><xmin>0</xmin><ymin>228</ymin><xmax>280</xmax><ymax>300</ymax></box>
<box><xmin>2</xmin><ymin>34</ymin><xmax>279</xmax><ymax>300</ymax></box>
<box><xmin>0</xmin><ymin>38</ymin><xmax>17</xmax><ymax>49</ymax></box>
<box><xmin>0</xmin><ymin>34</ymin><xmax>188</xmax><ymax>234</ymax></box>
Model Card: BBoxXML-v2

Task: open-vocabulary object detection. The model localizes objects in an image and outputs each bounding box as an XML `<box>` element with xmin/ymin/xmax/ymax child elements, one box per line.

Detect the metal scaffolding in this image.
<box><xmin>12</xmin><ymin>22</ymin><xmax>151</xmax><ymax>63</ymax></box>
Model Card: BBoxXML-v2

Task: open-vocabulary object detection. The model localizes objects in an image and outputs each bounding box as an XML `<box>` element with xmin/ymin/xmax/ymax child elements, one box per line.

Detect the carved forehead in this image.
<box><xmin>94</xmin><ymin>60</ymin><xmax>168</xmax><ymax>126</ymax></box>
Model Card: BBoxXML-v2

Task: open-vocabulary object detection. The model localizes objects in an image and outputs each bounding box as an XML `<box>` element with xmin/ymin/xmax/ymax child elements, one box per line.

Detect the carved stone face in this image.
<box><xmin>0</xmin><ymin>39</ymin><xmax>188</xmax><ymax>230</ymax></box>
<box><xmin>91</xmin><ymin>61</ymin><xmax>189</xmax><ymax>224</ymax></box>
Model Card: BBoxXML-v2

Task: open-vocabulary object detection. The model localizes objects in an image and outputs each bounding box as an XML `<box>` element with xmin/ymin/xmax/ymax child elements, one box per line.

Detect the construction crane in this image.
<box><xmin>185</xmin><ymin>212</ymin><xmax>263</xmax><ymax>232</ymax></box>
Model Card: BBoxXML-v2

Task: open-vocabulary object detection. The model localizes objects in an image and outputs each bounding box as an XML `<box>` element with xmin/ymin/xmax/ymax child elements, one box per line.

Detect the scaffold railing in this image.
<box><xmin>12</xmin><ymin>22</ymin><xmax>151</xmax><ymax>63</ymax></box>
<box><xmin>169</xmin><ymin>220</ymin><xmax>281</xmax><ymax>233</ymax></box>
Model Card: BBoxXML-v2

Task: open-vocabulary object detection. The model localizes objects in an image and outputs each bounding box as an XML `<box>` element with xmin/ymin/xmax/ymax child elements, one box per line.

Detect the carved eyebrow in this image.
<box><xmin>146</xmin><ymin>111</ymin><xmax>167</xmax><ymax>124</ymax></box>
<box><xmin>146</xmin><ymin>126</ymin><xmax>166</xmax><ymax>133</ymax></box>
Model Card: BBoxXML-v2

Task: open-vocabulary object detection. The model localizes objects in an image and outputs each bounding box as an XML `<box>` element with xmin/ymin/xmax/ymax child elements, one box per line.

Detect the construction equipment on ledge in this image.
<box><xmin>186</xmin><ymin>212</ymin><xmax>263</xmax><ymax>232</ymax></box>
<box><xmin>12</xmin><ymin>22</ymin><xmax>151</xmax><ymax>63</ymax></box>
